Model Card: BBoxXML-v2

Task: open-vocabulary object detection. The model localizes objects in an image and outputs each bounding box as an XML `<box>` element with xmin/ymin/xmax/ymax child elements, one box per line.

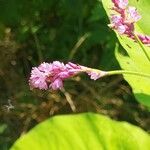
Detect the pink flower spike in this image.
<box><xmin>29</xmin><ymin>61</ymin><xmax>83</xmax><ymax>90</ymax></box>
<box><xmin>126</xmin><ymin>6</ymin><xmax>141</xmax><ymax>23</ymax></box>
<box><xmin>29</xmin><ymin>61</ymin><xmax>108</xmax><ymax>91</ymax></box>
<box><xmin>112</xmin><ymin>0</ymin><xmax>128</xmax><ymax>9</ymax></box>
<box><xmin>110</xmin><ymin>0</ymin><xmax>150</xmax><ymax>47</ymax></box>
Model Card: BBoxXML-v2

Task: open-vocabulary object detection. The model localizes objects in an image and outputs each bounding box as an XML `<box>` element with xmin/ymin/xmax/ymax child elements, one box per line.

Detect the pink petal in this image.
<box><xmin>112</xmin><ymin>0</ymin><xmax>128</xmax><ymax>9</ymax></box>
<box><xmin>29</xmin><ymin>67</ymin><xmax>48</xmax><ymax>90</ymax></box>
<box><xmin>38</xmin><ymin>62</ymin><xmax>52</xmax><ymax>74</ymax></box>
<box><xmin>126</xmin><ymin>6</ymin><xmax>141</xmax><ymax>23</ymax></box>
<box><xmin>50</xmin><ymin>78</ymin><xmax>63</xmax><ymax>90</ymax></box>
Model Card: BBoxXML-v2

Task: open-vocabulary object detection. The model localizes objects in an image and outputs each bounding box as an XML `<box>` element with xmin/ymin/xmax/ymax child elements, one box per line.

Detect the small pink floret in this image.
<box><xmin>51</xmin><ymin>61</ymin><xmax>65</xmax><ymax>71</ymax></box>
<box><xmin>138</xmin><ymin>34</ymin><xmax>150</xmax><ymax>46</ymax></box>
<box><xmin>112</xmin><ymin>0</ymin><xmax>128</xmax><ymax>9</ymax></box>
<box><xmin>109</xmin><ymin>15</ymin><xmax>126</xmax><ymax>34</ymax></box>
<box><xmin>117</xmin><ymin>25</ymin><xmax>127</xmax><ymax>34</ymax></box>
<box><xmin>29</xmin><ymin>67</ymin><xmax>48</xmax><ymax>90</ymax></box>
<box><xmin>87</xmin><ymin>71</ymin><xmax>107</xmax><ymax>81</ymax></box>
<box><xmin>126</xmin><ymin>6</ymin><xmax>141</xmax><ymax>23</ymax></box>
<box><xmin>87</xmin><ymin>72</ymin><xmax>101</xmax><ymax>80</ymax></box>
<box><xmin>38</xmin><ymin>62</ymin><xmax>52</xmax><ymax>75</ymax></box>
<box><xmin>50</xmin><ymin>78</ymin><xmax>63</xmax><ymax>90</ymax></box>
<box><xmin>110</xmin><ymin>15</ymin><xmax>123</xmax><ymax>25</ymax></box>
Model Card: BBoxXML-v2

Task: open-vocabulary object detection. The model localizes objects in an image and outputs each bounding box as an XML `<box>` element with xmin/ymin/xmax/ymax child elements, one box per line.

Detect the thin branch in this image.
<box><xmin>134</xmin><ymin>33</ymin><xmax>150</xmax><ymax>62</ymax></box>
<box><xmin>61</xmin><ymin>88</ymin><xmax>76</xmax><ymax>112</ymax></box>
<box><xmin>69</xmin><ymin>33</ymin><xmax>90</xmax><ymax>60</ymax></box>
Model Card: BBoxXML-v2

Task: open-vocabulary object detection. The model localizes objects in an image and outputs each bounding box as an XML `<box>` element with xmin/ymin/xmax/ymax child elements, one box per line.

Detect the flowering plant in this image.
<box><xmin>102</xmin><ymin>0</ymin><xmax>150</xmax><ymax>107</ymax></box>
<box><xmin>28</xmin><ymin>1</ymin><xmax>150</xmax><ymax>108</ymax></box>
<box><xmin>11</xmin><ymin>0</ymin><xmax>150</xmax><ymax>149</ymax></box>
<box><xmin>28</xmin><ymin>0</ymin><xmax>150</xmax><ymax>107</ymax></box>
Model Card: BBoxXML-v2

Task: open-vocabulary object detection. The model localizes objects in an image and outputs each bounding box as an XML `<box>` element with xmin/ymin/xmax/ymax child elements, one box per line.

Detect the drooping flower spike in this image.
<box><xmin>29</xmin><ymin>61</ymin><xmax>150</xmax><ymax>91</ymax></box>
<box><xmin>29</xmin><ymin>61</ymin><xmax>107</xmax><ymax>90</ymax></box>
<box><xmin>109</xmin><ymin>0</ymin><xmax>150</xmax><ymax>46</ymax></box>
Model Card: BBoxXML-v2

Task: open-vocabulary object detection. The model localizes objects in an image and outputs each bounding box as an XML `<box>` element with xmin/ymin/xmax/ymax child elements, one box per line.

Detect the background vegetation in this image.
<box><xmin>0</xmin><ymin>0</ymin><xmax>149</xmax><ymax>149</ymax></box>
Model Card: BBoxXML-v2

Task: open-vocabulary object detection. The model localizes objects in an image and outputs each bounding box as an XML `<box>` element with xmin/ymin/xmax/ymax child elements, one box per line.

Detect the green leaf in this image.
<box><xmin>115</xmin><ymin>43</ymin><xmax>150</xmax><ymax>107</ymax></box>
<box><xmin>129</xmin><ymin>0</ymin><xmax>150</xmax><ymax>34</ymax></box>
<box><xmin>101</xmin><ymin>0</ymin><xmax>150</xmax><ymax>107</ymax></box>
<box><xmin>11</xmin><ymin>113</ymin><xmax>150</xmax><ymax>150</ymax></box>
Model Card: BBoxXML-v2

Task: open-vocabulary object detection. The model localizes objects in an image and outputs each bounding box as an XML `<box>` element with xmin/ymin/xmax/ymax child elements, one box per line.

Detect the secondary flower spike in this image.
<box><xmin>109</xmin><ymin>0</ymin><xmax>150</xmax><ymax>46</ymax></box>
<box><xmin>29</xmin><ymin>61</ymin><xmax>107</xmax><ymax>90</ymax></box>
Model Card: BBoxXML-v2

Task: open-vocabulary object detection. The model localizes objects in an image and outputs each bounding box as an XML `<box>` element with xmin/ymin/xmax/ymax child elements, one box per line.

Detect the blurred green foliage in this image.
<box><xmin>0</xmin><ymin>0</ymin><xmax>118</xmax><ymax>63</ymax></box>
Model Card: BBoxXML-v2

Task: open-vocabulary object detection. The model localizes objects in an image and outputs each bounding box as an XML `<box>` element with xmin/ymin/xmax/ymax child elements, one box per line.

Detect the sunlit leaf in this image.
<box><xmin>101</xmin><ymin>0</ymin><xmax>150</xmax><ymax>107</ymax></box>
<box><xmin>11</xmin><ymin>113</ymin><xmax>150</xmax><ymax>150</ymax></box>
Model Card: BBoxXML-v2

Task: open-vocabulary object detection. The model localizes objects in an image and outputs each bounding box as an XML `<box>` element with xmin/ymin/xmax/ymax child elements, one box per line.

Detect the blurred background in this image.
<box><xmin>0</xmin><ymin>0</ymin><xmax>149</xmax><ymax>149</ymax></box>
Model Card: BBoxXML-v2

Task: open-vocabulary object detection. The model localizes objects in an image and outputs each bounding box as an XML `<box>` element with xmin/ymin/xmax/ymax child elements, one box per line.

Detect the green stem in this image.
<box><xmin>107</xmin><ymin>70</ymin><xmax>150</xmax><ymax>78</ymax></box>
<box><xmin>69</xmin><ymin>33</ymin><xmax>90</xmax><ymax>60</ymax></box>
<box><xmin>134</xmin><ymin>34</ymin><xmax>150</xmax><ymax>62</ymax></box>
<box><xmin>82</xmin><ymin>67</ymin><xmax>150</xmax><ymax>79</ymax></box>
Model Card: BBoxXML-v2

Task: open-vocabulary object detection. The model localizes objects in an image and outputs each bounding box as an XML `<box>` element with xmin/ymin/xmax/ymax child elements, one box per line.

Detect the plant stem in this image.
<box><xmin>69</xmin><ymin>33</ymin><xmax>90</xmax><ymax>60</ymax></box>
<box><xmin>61</xmin><ymin>88</ymin><xmax>76</xmax><ymax>112</ymax></box>
<box><xmin>107</xmin><ymin>70</ymin><xmax>150</xmax><ymax>78</ymax></box>
<box><xmin>84</xmin><ymin>67</ymin><xmax>150</xmax><ymax>79</ymax></box>
<box><xmin>134</xmin><ymin>34</ymin><xmax>150</xmax><ymax>62</ymax></box>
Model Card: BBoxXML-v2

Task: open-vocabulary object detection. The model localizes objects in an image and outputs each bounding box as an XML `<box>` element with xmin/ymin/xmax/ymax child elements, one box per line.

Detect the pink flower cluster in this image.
<box><xmin>29</xmin><ymin>61</ymin><xmax>81</xmax><ymax>90</ymax></box>
<box><xmin>109</xmin><ymin>0</ymin><xmax>150</xmax><ymax>46</ymax></box>
<box><xmin>29</xmin><ymin>61</ymin><xmax>106</xmax><ymax>90</ymax></box>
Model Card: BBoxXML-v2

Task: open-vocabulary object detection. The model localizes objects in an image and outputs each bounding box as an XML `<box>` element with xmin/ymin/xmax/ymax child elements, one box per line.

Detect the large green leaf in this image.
<box><xmin>11</xmin><ymin>113</ymin><xmax>150</xmax><ymax>150</ymax></box>
<box><xmin>129</xmin><ymin>0</ymin><xmax>150</xmax><ymax>34</ymax></box>
<box><xmin>101</xmin><ymin>0</ymin><xmax>150</xmax><ymax>107</ymax></box>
